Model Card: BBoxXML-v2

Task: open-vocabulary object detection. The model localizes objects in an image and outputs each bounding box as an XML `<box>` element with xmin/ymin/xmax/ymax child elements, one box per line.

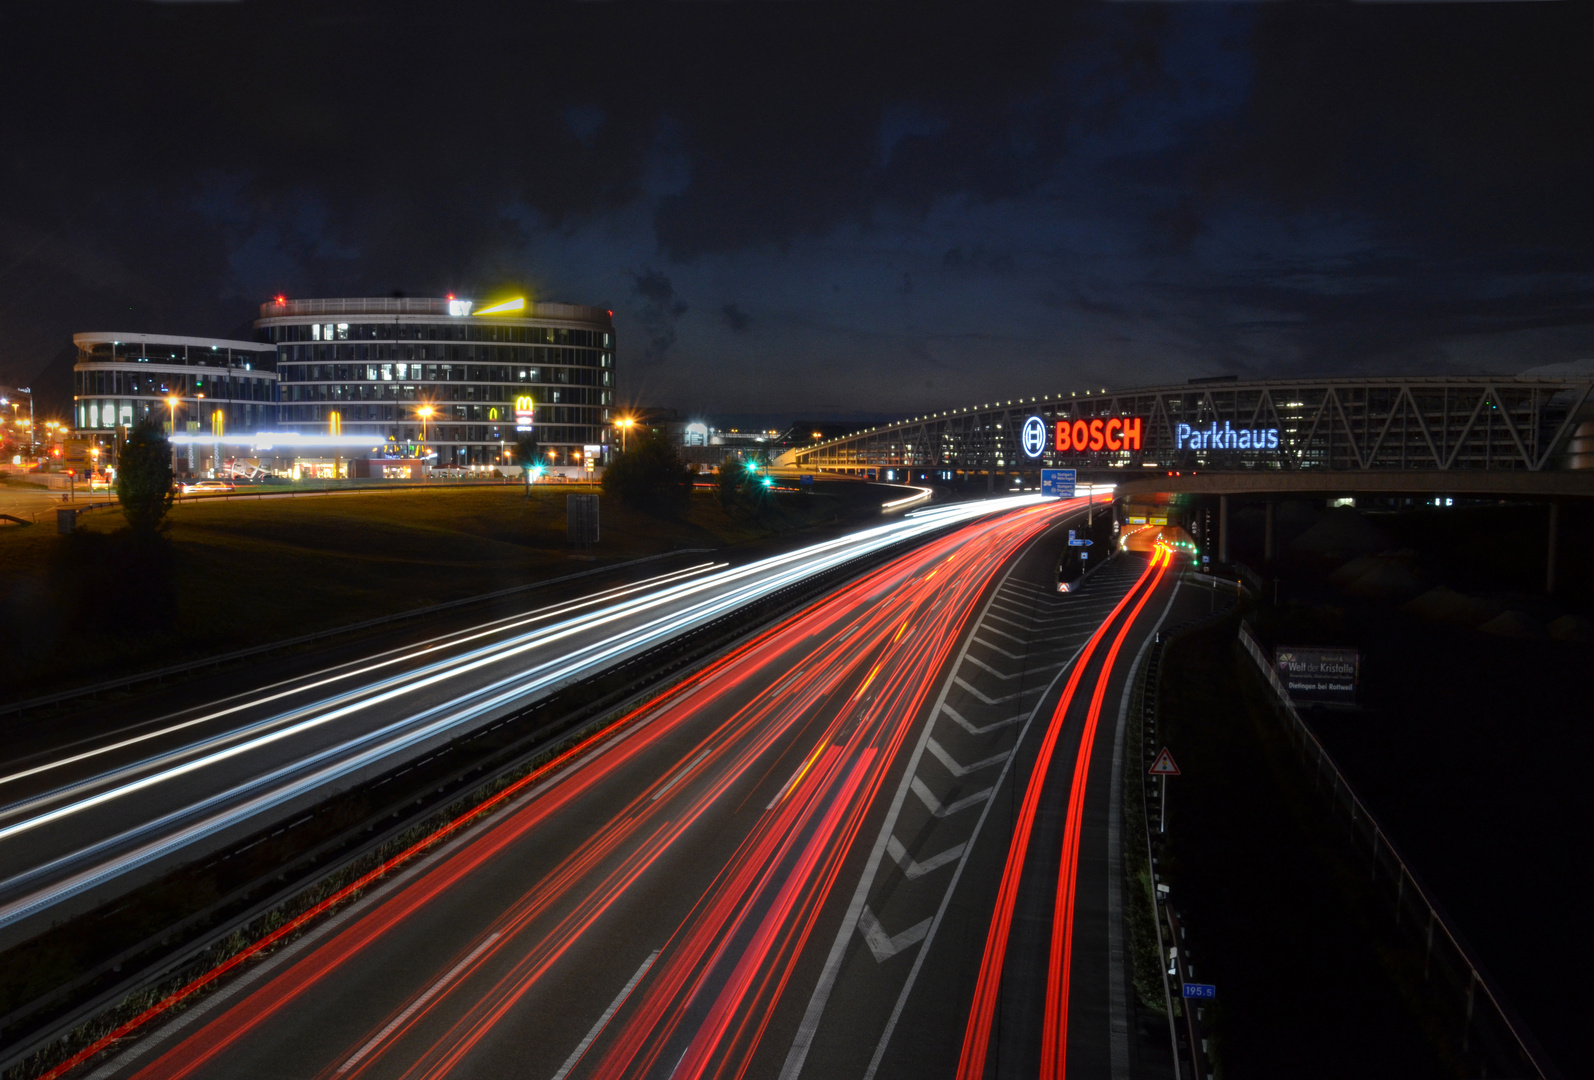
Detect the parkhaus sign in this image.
<box><xmin>1175</xmin><ymin>420</ymin><xmax>1280</xmax><ymax>451</ymax></box>
<box><xmin>1025</xmin><ymin>414</ymin><xmax>1282</xmax><ymax>455</ymax></box>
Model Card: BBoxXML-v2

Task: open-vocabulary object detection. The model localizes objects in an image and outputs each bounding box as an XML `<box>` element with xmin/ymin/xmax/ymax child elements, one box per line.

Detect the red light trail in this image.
<box><xmin>61</xmin><ymin>498</ymin><xmax>1081</xmax><ymax>1080</ymax></box>
<box><xmin>957</xmin><ymin>543</ymin><xmax>1172</xmax><ymax>1080</ymax></box>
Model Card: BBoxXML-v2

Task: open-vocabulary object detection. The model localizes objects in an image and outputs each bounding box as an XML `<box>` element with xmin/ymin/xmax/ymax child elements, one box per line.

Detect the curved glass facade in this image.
<box><xmin>72</xmin><ymin>333</ymin><xmax>278</xmax><ymax>435</ymax></box>
<box><xmin>255</xmin><ymin>297</ymin><xmax>615</xmax><ymax>466</ymax></box>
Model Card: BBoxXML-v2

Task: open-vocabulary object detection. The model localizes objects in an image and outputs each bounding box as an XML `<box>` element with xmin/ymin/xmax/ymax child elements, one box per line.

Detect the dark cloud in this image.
<box><xmin>632</xmin><ymin>268</ymin><xmax>687</xmax><ymax>362</ymax></box>
<box><xmin>0</xmin><ymin>1</ymin><xmax>1588</xmax><ymax>415</ymax></box>
<box><xmin>721</xmin><ymin>303</ymin><xmax>750</xmax><ymax>333</ymax></box>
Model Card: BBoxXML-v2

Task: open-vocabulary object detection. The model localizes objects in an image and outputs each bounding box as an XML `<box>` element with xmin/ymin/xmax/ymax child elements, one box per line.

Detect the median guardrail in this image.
<box><xmin>0</xmin><ymin>548</ymin><xmax>712</xmax><ymax>718</ymax></box>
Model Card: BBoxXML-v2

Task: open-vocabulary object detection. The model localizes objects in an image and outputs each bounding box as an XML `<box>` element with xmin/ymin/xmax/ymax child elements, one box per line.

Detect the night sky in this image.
<box><xmin>2</xmin><ymin>2</ymin><xmax>1591</xmax><ymax>425</ymax></box>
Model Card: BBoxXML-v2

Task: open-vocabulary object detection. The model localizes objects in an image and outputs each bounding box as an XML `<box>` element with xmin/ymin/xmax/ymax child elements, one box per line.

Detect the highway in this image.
<box><xmin>0</xmin><ymin>495</ymin><xmax>1050</xmax><ymax>945</ymax></box>
<box><xmin>33</xmin><ymin>498</ymin><xmax>1197</xmax><ymax>1080</ymax></box>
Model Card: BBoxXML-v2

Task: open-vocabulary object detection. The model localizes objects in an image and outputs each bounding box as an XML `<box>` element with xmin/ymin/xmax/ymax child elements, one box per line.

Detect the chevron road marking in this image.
<box><xmin>885</xmin><ymin>836</ymin><xmax>967</xmax><ymax>881</ymax></box>
<box><xmin>858</xmin><ymin>905</ymin><xmax>933</xmax><ymax>962</ymax></box>
<box><xmin>910</xmin><ymin>776</ymin><xmax>992</xmax><ymax>818</ymax></box>
<box><xmin>969</xmin><ymin>636</ymin><xmax>1026</xmax><ymax>660</ymax></box>
<box><xmin>975</xmin><ymin>622</ymin><xmax>1028</xmax><ymax>644</ymax></box>
<box><xmin>925</xmin><ymin>737</ymin><xmax>1009</xmax><ymax>778</ymax></box>
<box><xmin>964</xmin><ymin>655</ymin><xmax>1063</xmax><ymax>682</ymax></box>
<box><xmin>951</xmin><ymin>676</ymin><xmax>1044</xmax><ymax>706</ymax></box>
<box><xmin>940</xmin><ymin>703</ymin><xmax>1025</xmax><ymax>736</ymax></box>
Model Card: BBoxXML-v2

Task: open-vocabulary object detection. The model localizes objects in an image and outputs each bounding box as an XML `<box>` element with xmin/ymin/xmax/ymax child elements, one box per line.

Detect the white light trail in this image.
<box><xmin>0</xmin><ymin>494</ymin><xmax>1052</xmax><ymax>928</ymax></box>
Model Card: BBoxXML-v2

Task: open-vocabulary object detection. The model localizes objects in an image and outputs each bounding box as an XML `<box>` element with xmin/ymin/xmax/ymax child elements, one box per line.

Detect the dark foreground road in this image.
<box><xmin>51</xmin><ymin>500</ymin><xmax>1193</xmax><ymax>1080</ymax></box>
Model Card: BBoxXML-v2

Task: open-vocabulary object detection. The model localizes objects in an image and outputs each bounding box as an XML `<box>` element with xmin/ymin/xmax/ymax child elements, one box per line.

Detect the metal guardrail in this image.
<box><xmin>0</xmin><ymin>548</ymin><xmax>712</xmax><ymax>718</ymax></box>
<box><xmin>1135</xmin><ymin>603</ymin><xmax>1238</xmax><ymax>1080</ymax></box>
<box><xmin>1237</xmin><ymin>622</ymin><xmax>1555</xmax><ymax>1079</ymax></box>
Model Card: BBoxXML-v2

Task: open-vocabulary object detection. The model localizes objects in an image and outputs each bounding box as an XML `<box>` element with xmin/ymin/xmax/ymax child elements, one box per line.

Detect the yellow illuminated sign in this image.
<box><xmin>475</xmin><ymin>297</ymin><xmax>527</xmax><ymax>316</ymax></box>
<box><xmin>514</xmin><ymin>394</ymin><xmax>534</xmax><ymax>432</ymax></box>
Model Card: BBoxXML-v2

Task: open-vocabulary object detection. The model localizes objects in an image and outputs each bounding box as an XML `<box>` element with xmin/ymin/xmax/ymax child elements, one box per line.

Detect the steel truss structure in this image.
<box><xmin>785</xmin><ymin>377</ymin><xmax>1594</xmax><ymax>474</ymax></box>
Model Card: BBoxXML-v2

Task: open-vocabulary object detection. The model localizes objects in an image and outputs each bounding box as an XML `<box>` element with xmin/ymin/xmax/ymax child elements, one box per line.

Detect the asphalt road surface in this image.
<box><xmin>0</xmin><ymin>495</ymin><xmax>1041</xmax><ymax>947</ymax></box>
<box><xmin>49</xmin><ymin>504</ymin><xmax>1199</xmax><ymax>1080</ymax></box>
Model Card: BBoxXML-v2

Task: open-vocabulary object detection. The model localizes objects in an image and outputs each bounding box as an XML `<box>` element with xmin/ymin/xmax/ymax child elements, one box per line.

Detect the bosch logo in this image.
<box><xmin>1021</xmin><ymin>415</ymin><xmax>1047</xmax><ymax>458</ymax></box>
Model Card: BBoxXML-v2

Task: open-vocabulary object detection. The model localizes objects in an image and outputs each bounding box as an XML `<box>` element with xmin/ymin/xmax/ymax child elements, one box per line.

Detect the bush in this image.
<box><xmin>115</xmin><ymin>421</ymin><xmax>174</xmax><ymax>533</ymax></box>
<box><xmin>600</xmin><ymin>432</ymin><xmax>694</xmax><ymax>513</ymax></box>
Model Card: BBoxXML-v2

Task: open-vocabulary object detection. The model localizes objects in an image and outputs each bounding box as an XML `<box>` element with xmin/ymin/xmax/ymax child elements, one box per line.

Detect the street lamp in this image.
<box><xmin>168</xmin><ymin>395</ymin><xmax>180</xmax><ymax>477</ymax></box>
<box><xmin>417</xmin><ymin>405</ymin><xmax>434</xmax><ymax>444</ymax></box>
<box><xmin>616</xmin><ymin>415</ymin><xmax>636</xmax><ymax>452</ymax></box>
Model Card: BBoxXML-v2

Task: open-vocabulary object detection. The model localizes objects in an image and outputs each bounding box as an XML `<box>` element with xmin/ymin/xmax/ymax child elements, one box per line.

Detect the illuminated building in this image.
<box><xmin>71</xmin><ymin>332</ymin><xmax>277</xmax><ymax>436</ymax></box>
<box><xmin>256</xmin><ymin>296</ymin><xmax>615</xmax><ymax>467</ymax></box>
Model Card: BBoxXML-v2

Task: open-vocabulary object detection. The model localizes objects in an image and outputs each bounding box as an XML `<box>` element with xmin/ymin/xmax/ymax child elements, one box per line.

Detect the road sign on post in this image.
<box><xmin>1067</xmin><ymin>529</ymin><xmax>1093</xmax><ymax>548</ymax></box>
<box><xmin>1150</xmin><ymin>746</ymin><xmax>1179</xmax><ymax>835</ymax></box>
<box><xmin>1182</xmin><ymin>982</ymin><xmax>1216</xmax><ymax>999</ymax></box>
<box><xmin>1041</xmin><ymin>468</ymin><xmax>1076</xmax><ymax>498</ymax></box>
<box><xmin>1149</xmin><ymin>747</ymin><xmax>1181</xmax><ymax>775</ymax></box>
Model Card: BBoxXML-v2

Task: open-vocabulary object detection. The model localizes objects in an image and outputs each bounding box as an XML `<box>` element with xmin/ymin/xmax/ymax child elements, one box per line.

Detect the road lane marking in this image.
<box><xmin>337</xmin><ymin>932</ymin><xmax>502</xmax><ymax>1073</ymax></box>
<box><xmin>974</xmin><ymin>622</ymin><xmax>1027</xmax><ymax>644</ymax></box>
<box><xmin>951</xmin><ymin>677</ymin><xmax>1025</xmax><ymax>706</ymax></box>
<box><xmin>651</xmin><ymin>747</ymin><xmax>714</xmax><ymax>802</ymax></box>
<box><xmin>778</xmin><ymin>525</ymin><xmax>1069</xmax><ymax>1080</ymax></box>
<box><xmin>781</xmin><ymin>516</ymin><xmax>1109</xmax><ymax>1080</ymax></box>
<box><xmin>885</xmin><ymin>836</ymin><xmax>966</xmax><ymax>881</ymax></box>
<box><xmin>861</xmin><ymin>572</ymin><xmax>1141</xmax><ymax>1080</ymax></box>
<box><xmin>969</xmin><ymin>636</ymin><xmax>1027</xmax><ymax>660</ymax></box>
<box><xmin>964</xmin><ymin>655</ymin><xmax>1063</xmax><ymax>682</ymax></box>
<box><xmin>857</xmin><ymin>906</ymin><xmax>932</xmax><ymax>961</ymax></box>
<box><xmin>925</xmin><ymin>738</ymin><xmax>1009</xmax><ymax>778</ymax></box>
<box><xmin>909</xmin><ymin>777</ymin><xmax>991</xmax><ymax>818</ymax></box>
<box><xmin>940</xmin><ymin>703</ymin><xmax>1024</xmax><ymax>736</ymax></box>
<box><xmin>550</xmin><ymin>950</ymin><xmax>660</xmax><ymax>1080</ymax></box>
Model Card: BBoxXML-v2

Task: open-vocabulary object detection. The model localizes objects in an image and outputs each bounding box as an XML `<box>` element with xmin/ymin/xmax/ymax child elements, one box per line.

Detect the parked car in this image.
<box><xmin>180</xmin><ymin>479</ymin><xmax>236</xmax><ymax>495</ymax></box>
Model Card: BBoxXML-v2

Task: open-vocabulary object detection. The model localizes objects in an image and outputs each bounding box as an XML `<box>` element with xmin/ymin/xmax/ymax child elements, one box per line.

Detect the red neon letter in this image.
<box><xmin>1121</xmin><ymin>416</ymin><xmax>1142</xmax><ymax>451</ymax></box>
<box><xmin>1105</xmin><ymin>417</ymin><xmax>1122</xmax><ymax>451</ymax></box>
<box><xmin>1056</xmin><ymin>421</ymin><xmax>1072</xmax><ymax>451</ymax></box>
<box><xmin>1071</xmin><ymin>420</ymin><xmax>1089</xmax><ymax>452</ymax></box>
<box><xmin>1088</xmin><ymin>418</ymin><xmax>1105</xmax><ymax>452</ymax></box>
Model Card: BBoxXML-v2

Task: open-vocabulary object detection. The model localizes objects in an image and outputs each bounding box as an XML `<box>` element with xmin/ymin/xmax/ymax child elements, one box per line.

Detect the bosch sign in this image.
<box><xmin>1055</xmin><ymin>417</ymin><xmax>1142</xmax><ymax>453</ymax></box>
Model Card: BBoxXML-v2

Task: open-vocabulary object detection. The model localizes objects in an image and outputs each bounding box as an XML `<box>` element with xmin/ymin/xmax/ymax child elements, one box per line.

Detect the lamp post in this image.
<box><xmin>167</xmin><ymin>395</ymin><xmax>180</xmax><ymax>478</ymax></box>
<box><xmin>616</xmin><ymin>415</ymin><xmax>635</xmax><ymax>452</ymax></box>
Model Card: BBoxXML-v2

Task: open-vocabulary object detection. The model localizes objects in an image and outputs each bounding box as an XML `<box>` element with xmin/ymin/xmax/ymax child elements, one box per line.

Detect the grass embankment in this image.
<box><xmin>1153</xmin><ymin>618</ymin><xmax>1456</xmax><ymax>1079</ymax></box>
<box><xmin>0</xmin><ymin>484</ymin><xmax>872</xmax><ymax>697</ymax></box>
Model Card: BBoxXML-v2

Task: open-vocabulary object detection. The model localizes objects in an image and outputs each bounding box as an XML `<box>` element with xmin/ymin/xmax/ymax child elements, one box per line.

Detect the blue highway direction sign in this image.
<box><xmin>1041</xmin><ymin>469</ymin><xmax>1077</xmax><ymax>498</ymax></box>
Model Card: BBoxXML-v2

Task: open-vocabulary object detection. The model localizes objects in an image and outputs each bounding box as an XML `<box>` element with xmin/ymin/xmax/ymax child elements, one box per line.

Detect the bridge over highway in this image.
<box><xmin>779</xmin><ymin>375</ymin><xmax>1594</xmax><ymax>590</ymax></box>
<box><xmin>779</xmin><ymin>375</ymin><xmax>1594</xmax><ymax>484</ymax></box>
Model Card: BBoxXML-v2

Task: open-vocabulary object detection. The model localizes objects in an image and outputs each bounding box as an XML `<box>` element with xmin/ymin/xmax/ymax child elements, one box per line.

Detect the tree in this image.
<box><xmin>601</xmin><ymin>430</ymin><xmax>694</xmax><ymax>513</ymax></box>
<box><xmin>115</xmin><ymin>420</ymin><xmax>174</xmax><ymax>533</ymax></box>
<box><xmin>513</xmin><ymin>431</ymin><xmax>541</xmax><ymax>496</ymax></box>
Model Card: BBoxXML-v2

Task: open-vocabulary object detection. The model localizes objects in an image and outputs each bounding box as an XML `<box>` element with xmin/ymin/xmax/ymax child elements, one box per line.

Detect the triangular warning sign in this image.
<box><xmin>1148</xmin><ymin>747</ymin><xmax>1181</xmax><ymax>776</ymax></box>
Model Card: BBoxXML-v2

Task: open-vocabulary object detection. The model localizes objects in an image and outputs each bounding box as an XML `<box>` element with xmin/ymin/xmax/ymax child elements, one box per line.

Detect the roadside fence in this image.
<box><xmin>1237</xmin><ymin>621</ymin><xmax>1555</xmax><ymax>1079</ymax></box>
